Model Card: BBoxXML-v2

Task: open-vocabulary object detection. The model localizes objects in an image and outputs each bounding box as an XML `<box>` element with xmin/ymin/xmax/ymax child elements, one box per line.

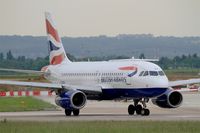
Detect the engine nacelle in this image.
<box><xmin>152</xmin><ymin>89</ymin><xmax>183</xmax><ymax>108</ymax></box>
<box><xmin>55</xmin><ymin>90</ymin><xmax>87</xmax><ymax>110</ymax></box>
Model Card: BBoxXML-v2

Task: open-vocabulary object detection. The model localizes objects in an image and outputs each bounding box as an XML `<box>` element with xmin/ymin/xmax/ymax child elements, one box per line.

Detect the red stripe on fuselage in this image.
<box><xmin>119</xmin><ymin>66</ymin><xmax>137</xmax><ymax>70</ymax></box>
<box><xmin>46</xmin><ymin>19</ymin><xmax>61</xmax><ymax>43</ymax></box>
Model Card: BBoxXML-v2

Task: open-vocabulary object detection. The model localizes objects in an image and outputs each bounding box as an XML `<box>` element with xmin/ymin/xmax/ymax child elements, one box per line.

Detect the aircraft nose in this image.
<box><xmin>148</xmin><ymin>76</ymin><xmax>169</xmax><ymax>88</ymax></box>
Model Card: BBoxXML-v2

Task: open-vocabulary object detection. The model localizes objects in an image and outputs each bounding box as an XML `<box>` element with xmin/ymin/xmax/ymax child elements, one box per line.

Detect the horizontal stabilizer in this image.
<box><xmin>0</xmin><ymin>68</ymin><xmax>44</xmax><ymax>75</ymax></box>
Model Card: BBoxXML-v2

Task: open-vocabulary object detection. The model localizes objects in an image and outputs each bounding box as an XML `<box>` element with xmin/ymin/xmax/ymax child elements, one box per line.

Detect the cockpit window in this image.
<box><xmin>158</xmin><ymin>71</ymin><xmax>165</xmax><ymax>76</ymax></box>
<box><xmin>139</xmin><ymin>71</ymin><xmax>144</xmax><ymax>76</ymax></box>
<box><xmin>139</xmin><ymin>71</ymin><xmax>165</xmax><ymax>77</ymax></box>
<box><xmin>143</xmin><ymin>71</ymin><xmax>149</xmax><ymax>76</ymax></box>
<box><xmin>149</xmin><ymin>71</ymin><xmax>158</xmax><ymax>76</ymax></box>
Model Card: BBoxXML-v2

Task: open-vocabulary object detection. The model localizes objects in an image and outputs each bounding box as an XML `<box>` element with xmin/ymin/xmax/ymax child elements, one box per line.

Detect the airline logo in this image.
<box><xmin>45</xmin><ymin>12</ymin><xmax>66</xmax><ymax>65</ymax></box>
<box><xmin>119</xmin><ymin>66</ymin><xmax>138</xmax><ymax>77</ymax></box>
<box><xmin>46</xmin><ymin>19</ymin><xmax>61</xmax><ymax>43</ymax></box>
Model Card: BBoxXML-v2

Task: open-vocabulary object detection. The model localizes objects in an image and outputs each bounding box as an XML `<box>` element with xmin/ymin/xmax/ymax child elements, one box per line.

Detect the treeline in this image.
<box><xmin>0</xmin><ymin>50</ymin><xmax>49</xmax><ymax>70</ymax></box>
<box><xmin>159</xmin><ymin>54</ymin><xmax>200</xmax><ymax>69</ymax></box>
<box><xmin>0</xmin><ymin>51</ymin><xmax>200</xmax><ymax>70</ymax></box>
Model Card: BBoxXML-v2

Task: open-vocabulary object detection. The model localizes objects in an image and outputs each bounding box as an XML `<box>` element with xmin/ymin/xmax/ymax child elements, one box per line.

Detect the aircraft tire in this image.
<box><xmin>135</xmin><ymin>104</ymin><xmax>142</xmax><ymax>115</ymax></box>
<box><xmin>73</xmin><ymin>109</ymin><xmax>80</xmax><ymax>116</ymax></box>
<box><xmin>65</xmin><ymin>109</ymin><xmax>72</xmax><ymax>116</ymax></box>
<box><xmin>128</xmin><ymin>104</ymin><xmax>135</xmax><ymax>115</ymax></box>
<box><xmin>144</xmin><ymin>109</ymin><xmax>150</xmax><ymax>116</ymax></box>
<box><xmin>141</xmin><ymin>108</ymin><xmax>150</xmax><ymax>116</ymax></box>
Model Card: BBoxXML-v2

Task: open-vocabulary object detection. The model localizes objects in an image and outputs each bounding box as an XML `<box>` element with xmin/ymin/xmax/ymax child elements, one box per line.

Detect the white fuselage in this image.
<box><xmin>45</xmin><ymin>60</ymin><xmax>169</xmax><ymax>99</ymax></box>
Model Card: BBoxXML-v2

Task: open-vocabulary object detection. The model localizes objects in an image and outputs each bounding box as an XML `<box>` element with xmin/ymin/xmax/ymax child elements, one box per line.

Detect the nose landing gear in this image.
<box><xmin>128</xmin><ymin>98</ymin><xmax>150</xmax><ymax>116</ymax></box>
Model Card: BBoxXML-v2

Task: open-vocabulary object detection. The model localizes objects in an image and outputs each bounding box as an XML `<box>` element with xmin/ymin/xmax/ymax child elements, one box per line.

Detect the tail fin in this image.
<box><xmin>45</xmin><ymin>12</ymin><xmax>71</xmax><ymax>65</ymax></box>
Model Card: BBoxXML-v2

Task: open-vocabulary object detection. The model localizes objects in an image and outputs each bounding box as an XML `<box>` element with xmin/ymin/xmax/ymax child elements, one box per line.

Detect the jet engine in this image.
<box><xmin>55</xmin><ymin>90</ymin><xmax>87</xmax><ymax>110</ymax></box>
<box><xmin>152</xmin><ymin>89</ymin><xmax>183</xmax><ymax>108</ymax></box>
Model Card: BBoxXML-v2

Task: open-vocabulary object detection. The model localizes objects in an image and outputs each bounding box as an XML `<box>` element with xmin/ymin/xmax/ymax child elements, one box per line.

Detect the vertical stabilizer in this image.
<box><xmin>45</xmin><ymin>12</ymin><xmax>71</xmax><ymax>65</ymax></box>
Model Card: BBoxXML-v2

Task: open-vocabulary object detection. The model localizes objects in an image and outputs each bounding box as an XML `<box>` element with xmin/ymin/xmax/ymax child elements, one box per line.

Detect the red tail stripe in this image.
<box><xmin>46</xmin><ymin>19</ymin><xmax>61</xmax><ymax>43</ymax></box>
<box><xmin>51</xmin><ymin>53</ymin><xmax>65</xmax><ymax>65</ymax></box>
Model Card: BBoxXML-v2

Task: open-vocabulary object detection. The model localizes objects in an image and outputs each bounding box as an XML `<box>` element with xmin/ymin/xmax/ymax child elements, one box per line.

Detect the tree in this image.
<box><xmin>0</xmin><ymin>53</ymin><xmax>4</xmax><ymax>60</ymax></box>
<box><xmin>17</xmin><ymin>56</ymin><xmax>26</xmax><ymax>61</ymax></box>
<box><xmin>192</xmin><ymin>53</ymin><xmax>198</xmax><ymax>58</ymax></box>
<box><xmin>181</xmin><ymin>55</ymin><xmax>187</xmax><ymax>60</ymax></box>
<box><xmin>139</xmin><ymin>53</ymin><xmax>145</xmax><ymax>59</ymax></box>
<box><xmin>6</xmin><ymin>50</ymin><xmax>14</xmax><ymax>60</ymax></box>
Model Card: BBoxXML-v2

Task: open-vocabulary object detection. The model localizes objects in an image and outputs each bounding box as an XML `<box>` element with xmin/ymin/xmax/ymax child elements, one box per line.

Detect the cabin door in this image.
<box><xmin>126</xmin><ymin>76</ymin><xmax>133</xmax><ymax>85</ymax></box>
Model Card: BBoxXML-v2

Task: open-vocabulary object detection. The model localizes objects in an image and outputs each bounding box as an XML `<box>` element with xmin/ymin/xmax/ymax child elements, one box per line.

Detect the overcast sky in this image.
<box><xmin>0</xmin><ymin>0</ymin><xmax>200</xmax><ymax>37</ymax></box>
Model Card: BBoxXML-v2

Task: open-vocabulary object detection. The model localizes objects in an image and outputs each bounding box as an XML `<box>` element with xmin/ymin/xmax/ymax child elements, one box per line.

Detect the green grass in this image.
<box><xmin>0</xmin><ymin>97</ymin><xmax>57</xmax><ymax>112</ymax></box>
<box><xmin>164</xmin><ymin>69</ymin><xmax>200</xmax><ymax>80</ymax></box>
<box><xmin>165</xmin><ymin>68</ymin><xmax>199</xmax><ymax>75</ymax></box>
<box><xmin>0</xmin><ymin>121</ymin><xmax>200</xmax><ymax>133</ymax></box>
<box><xmin>0</xmin><ymin>72</ymin><xmax>39</xmax><ymax>79</ymax></box>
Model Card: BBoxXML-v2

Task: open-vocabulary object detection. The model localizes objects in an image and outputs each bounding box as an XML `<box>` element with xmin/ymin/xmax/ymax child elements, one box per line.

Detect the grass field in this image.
<box><xmin>165</xmin><ymin>69</ymin><xmax>200</xmax><ymax>80</ymax></box>
<box><xmin>0</xmin><ymin>121</ymin><xmax>200</xmax><ymax>133</ymax></box>
<box><xmin>0</xmin><ymin>97</ymin><xmax>57</xmax><ymax>112</ymax></box>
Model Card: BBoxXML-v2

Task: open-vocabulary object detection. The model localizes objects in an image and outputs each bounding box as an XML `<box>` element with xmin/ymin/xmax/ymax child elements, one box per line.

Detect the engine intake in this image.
<box><xmin>55</xmin><ymin>90</ymin><xmax>87</xmax><ymax>110</ymax></box>
<box><xmin>152</xmin><ymin>89</ymin><xmax>183</xmax><ymax>108</ymax></box>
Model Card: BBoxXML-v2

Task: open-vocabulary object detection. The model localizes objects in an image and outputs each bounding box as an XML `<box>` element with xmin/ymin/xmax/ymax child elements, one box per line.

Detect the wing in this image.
<box><xmin>0</xmin><ymin>68</ymin><xmax>44</xmax><ymax>75</ymax></box>
<box><xmin>0</xmin><ymin>68</ymin><xmax>102</xmax><ymax>94</ymax></box>
<box><xmin>175</xmin><ymin>87</ymin><xmax>200</xmax><ymax>92</ymax></box>
<box><xmin>0</xmin><ymin>80</ymin><xmax>61</xmax><ymax>88</ymax></box>
<box><xmin>61</xmin><ymin>84</ymin><xmax>102</xmax><ymax>94</ymax></box>
<box><xmin>0</xmin><ymin>80</ymin><xmax>102</xmax><ymax>94</ymax></box>
<box><xmin>169</xmin><ymin>78</ymin><xmax>200</xmax><ymax>87</ymax></box>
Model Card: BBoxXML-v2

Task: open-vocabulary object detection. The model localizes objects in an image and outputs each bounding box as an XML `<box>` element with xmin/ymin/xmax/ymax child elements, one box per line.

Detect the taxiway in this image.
<box><xmin>0</xmin><ymin>93</ymin><xmax>200</xmax><ymax>121</ymax></box>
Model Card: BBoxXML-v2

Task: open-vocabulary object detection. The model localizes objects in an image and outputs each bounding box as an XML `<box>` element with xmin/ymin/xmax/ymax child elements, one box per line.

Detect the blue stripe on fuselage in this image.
<box><xmin>101</xmin><ymin>88</ymin><xmax>168</xmax><ymax>100</ymax></box>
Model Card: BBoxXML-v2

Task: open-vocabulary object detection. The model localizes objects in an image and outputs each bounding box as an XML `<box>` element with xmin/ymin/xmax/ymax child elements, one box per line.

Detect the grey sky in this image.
<box><xmin>0</xmin><ymin>0</ymin><xmax>200</xmax><ymax>37</ymax></box>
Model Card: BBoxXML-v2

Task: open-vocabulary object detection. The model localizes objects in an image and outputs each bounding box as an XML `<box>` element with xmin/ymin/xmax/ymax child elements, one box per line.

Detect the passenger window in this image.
<box><xmin>139</xmin><ymin>71</ymin><xmax>144</xmax><ymax>76</ymax></box>
<box><xmin>143</xmin><ymin>71</ymin><xmax>149</xmax><ymax>76</ymax></box>
<box><xmin>149</xmin><ymin>71</ymin><xmax>158</xmax><ymax>76</ymax></box>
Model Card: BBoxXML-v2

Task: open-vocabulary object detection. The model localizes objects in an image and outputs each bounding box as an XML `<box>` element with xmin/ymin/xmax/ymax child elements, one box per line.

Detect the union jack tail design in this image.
<box><xmin>45</xmin><ymin>12</ymin><xmax>71</xmax><ymax>65</ymax></box>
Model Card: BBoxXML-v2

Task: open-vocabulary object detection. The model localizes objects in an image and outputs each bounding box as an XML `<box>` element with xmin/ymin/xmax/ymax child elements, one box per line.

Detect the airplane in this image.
<box><xmin>0</xmin><ymin>12</ymin><xmax>200</xmax><ymax>116</ymax></box>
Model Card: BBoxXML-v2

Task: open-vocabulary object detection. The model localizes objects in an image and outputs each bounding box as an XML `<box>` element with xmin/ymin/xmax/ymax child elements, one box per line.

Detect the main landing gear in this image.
<box><xmin>128</xmin><ymin>98</ymin><xmax>150</xmax><ymax>116</ymax></box>
<box><xmin>65</xmin><ymin>109</ymin><xmax>80</xmax><ymax>116</ymax></box>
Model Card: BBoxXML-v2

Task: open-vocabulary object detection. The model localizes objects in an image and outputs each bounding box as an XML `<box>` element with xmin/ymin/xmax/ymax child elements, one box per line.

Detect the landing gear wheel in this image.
<box><xmin>128</xmin><ymin>104</ymin><xmax>135</xmax><ymax>115</ymax></box>
<box><xmin>141</xmin><ymin>109</ymin><xmax>145</xmax><ymax>116</ymax></box>
<box><xmin>135</xmin><ymin>104</ymin><xmax>142</xmax><ymax>115</ymax></box>
<box><xmin>73</xmin><ymin>109</ymin><xmax>80</xmax><ymax>116</ymax></box>
<box><xmin>141</xmin><ymin>108</ymin><xmax>150</xmax><ymax>116</ymax></box>
<box><xmin>144</xmin><ymin>109</ymin><xmax>150</xmax><ymax>116</ymax></box>
<box><xmin>65</xmin><ymin>109</ymin><xmax>72</xmax><ymax>116</ymax></box>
